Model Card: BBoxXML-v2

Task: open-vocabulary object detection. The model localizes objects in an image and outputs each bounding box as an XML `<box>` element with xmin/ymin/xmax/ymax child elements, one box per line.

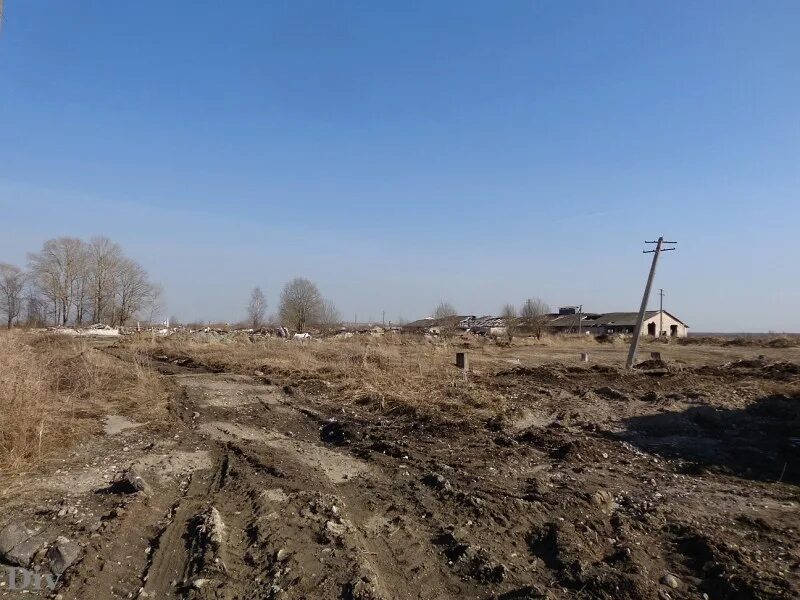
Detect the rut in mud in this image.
<box><xmin>7</xmin><ymin>351</ymin><xmax>799</xmax><ymax>600</ymax></box>
<box><xmin>58</xmin><ymin>366</ymin><xmax>484</xmax><ymax>600</ymax></box>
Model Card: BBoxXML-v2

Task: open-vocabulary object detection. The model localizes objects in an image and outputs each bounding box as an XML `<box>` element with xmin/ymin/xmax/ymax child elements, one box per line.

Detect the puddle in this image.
<box><xmin>104</xmin><ymin>415</ymin><xmax>143</xmax><ymax>436</ymax></box>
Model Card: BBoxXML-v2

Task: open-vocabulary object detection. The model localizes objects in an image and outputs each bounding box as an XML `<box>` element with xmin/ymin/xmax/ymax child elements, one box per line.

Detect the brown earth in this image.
<box><xmin>0</xmin><ymin>336</ymin><xmax>798</xmax><ymax>599</ymax></box>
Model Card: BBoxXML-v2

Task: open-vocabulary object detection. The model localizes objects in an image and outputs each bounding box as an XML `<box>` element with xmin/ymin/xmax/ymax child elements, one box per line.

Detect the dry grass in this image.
<box><xmin>129</xmin><ymin>333</ymin><xmax>510</xmax><ymax>422</ymax></box>
<box><xmin>126</xmin><ymin>330</ymin><xmax>800</xmax><ymax>424</ymax></box>
<box><xmin>0</xmin><ymin>331</ymin><xmax>167</xmax><ymax>473</ymax></box>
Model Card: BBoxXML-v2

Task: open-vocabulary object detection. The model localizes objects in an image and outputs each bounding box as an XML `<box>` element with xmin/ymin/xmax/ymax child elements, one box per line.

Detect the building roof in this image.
<box><xmin>461</xmin><ymin>315</ymin><xmax>507</xmax><ymax>329</ymax></box>
<box><xmin>405</xmin><ymin>310</ymin><xmax>689</xmax><ymax>331</ymax></box>
<box><xmin>545</xmin><ymin>313</ymin><xmax>601</xmax><ymax>328</ymax></box>
<box><xmin>546</xmin><ymin>310</ymin><xmax>689</xmax><ymax>329</ymax></box>
<box><xmin>404</xmin><ymin>315</ymin><xmax>474</xmax><ymax>329</ymax></box>
<box><xmin>591</xmin><ymin>311</ymin><xmax>659</xmax><ymax>327</ymax></box>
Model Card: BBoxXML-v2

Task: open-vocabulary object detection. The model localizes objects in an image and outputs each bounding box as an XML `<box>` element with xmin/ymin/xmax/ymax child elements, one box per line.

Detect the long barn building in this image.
<box><xmin>546</xmin><ymin>309</ymin><xmax>689</xmax><ymax>338</ymax></box>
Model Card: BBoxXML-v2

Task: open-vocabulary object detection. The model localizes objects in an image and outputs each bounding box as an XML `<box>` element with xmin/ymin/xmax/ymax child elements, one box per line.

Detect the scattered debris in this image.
<box><xmin>47</xmin><ymin>536</ymin><xmax>81</xmax><ymax>574</ymax></box>
<box><xmin>107</xmin><ymin>468</ymin><xmax>152</xmax><ymax>495</ymax></box>
<box><xmin>594</xmin><ymin>386</ymin><xmax>629</xmax><ymax>400</ymax></box>
<box><xmin>0</xmin><ymin>522</ymin><xmax>45</xmax><ymax>567</ymax></box>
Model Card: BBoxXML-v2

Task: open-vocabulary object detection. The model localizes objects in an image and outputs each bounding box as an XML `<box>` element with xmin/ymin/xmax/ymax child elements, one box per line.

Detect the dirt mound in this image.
<box><xmin>768</xmin><ymin>336</ymin><xmax>798</xmax><ymax>348</ymax></box>
<box><xmin>632</xmin><ymin>358</ymin><xmax>670</xmax><ymax>370</ymax></box>
<box><xmin>765</xmin><ymin>361</ymin><xmax>800</xmax><ymax>376</ymax></box>
<box><xmin>679</xmin><ymin>335</ymin><xmax>800</xmax><ymax>349</ymax></box>
<box><xmin>319</xmin><ymin>420</ymin><xmax>359</xmax><ymax>445</ymax></box>
<box><xmin>696</xmin><ymin>359</ymin><xmax>800</xmax><ymax>381</ymax></box>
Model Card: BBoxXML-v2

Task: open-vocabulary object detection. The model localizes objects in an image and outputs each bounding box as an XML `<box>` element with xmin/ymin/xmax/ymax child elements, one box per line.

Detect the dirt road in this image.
<box><xmin>2</xmin><ymin>351</ymin><xmax>798</xmax><ymax>599</ymax></box>
<box><xmin>58</xmin><ymin>363</ymin><xmax>499</xmax><ymax>599</ymax></box>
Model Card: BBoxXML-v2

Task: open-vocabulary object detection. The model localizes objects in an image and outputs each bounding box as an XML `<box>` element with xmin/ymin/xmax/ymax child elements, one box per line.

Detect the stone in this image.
<box><xmin>191</xmin><ymin>578</ymin><xmax>211</xmax><ymax>589</ymax></box>
<box><xmin>4</xmin><ymin>533</ymin><xmax>48</xmax><ymax>567</ymax></box>
<box><xmin>0</xmin><ymin>522</ymin><xmax>33</xmax><ymax>556</ymax></box>
<box><xmin>422</xmin><ymin>472</ymin><xmax>451</xmax><ymax>491</ymax></box>
<box><xmin>110</xmin><ymin>468</ymin><xmax>152</xmax><ymax>496</ymax></box>
<box><xmin>349</xmin><ymin>575</ymin><xmax>382</xmax><ymax>600</ymax></box>
<box><xmin>660</xmin><ymin>573</ymin><xmax>681</xmax><ymax>589</ymax></box>
<box><xmin>47</xmin><ymin>536</ymin><xmax>81</xmax><ymax>574</ymax></box>
<box><xmin>589</xmin><ymin>490</ymin><xmax>618</xmax><ymax>514</ymax></box>
<box><xmin>0</xmin><ymin>522</ymin><xmax>48</xmax><ymax>567</ymax></box>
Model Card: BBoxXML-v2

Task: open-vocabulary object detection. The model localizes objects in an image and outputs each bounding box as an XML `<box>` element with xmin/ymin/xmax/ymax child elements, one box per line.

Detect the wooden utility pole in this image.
<box><xmin>625</xmin><ymin>237</ymin><xmax>676</xmax><ymax>369</ymax></box>
<box><xmin>658</xmin><ymin>289</ymin><xmax>664</xmax><ymax>337</ymax></box>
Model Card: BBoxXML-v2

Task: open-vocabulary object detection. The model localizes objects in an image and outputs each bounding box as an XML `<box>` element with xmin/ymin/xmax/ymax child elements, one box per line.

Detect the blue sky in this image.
<box><xmin>1</xmin><ymin>1</ymin><xmax>798</xmax><ymax>330</ymax></box>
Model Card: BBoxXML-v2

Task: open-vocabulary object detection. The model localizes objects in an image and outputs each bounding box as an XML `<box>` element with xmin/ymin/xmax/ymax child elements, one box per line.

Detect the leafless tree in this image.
<box><xmin>500</xmin><ymin>303</ymin><xmax>518</xmax><ymax>341</ymax></box>
<box><xmin>501</xmin><ymin>304</ymin><xmax>517</xmax><ymax>318</ymax></box>
<box><xmin>22</xmin><ymin>236</ymin><xmax>161</xmax><ymax>327</ymax></box>
<box><xmin>247</xmin><ymin>286</ymin><xmax>267</xmax><ymax>329</ymax></box>
<box><xmin>278</xmin><ymin>277</ymin><xmax>324</xmax><ymax>332</ymax></box>
<box><xmin>88</xmin><ymin>236</ymin><xmax>123</xmax><ymax>323</ymax></box>
<box><xmin>433</xmin><ymin>301</ymin><xmax>457</xmax><ymax>319</ymax></box>
<box><xmin>520</xmin><ymin>297</ymin><xmax>550</xmax><ymax>339</ymax></box>
<box><xmin>317</xmin><ymin>299</ymin><xmax>341</xmax><ymax>329</ymax></box>
<box><xmin>24</xmin><ymin>292</ymin><xmax>46</xmax><ymax>327</ymax></box>
<box><xmin>73</xmin><ymin>243</ymin><xmax>91</xmax><ymax>325</ymax></box>
<box><xmin>28</xmin><ymin>237</ymin><xmax>87</xmax><ymax>325</ymax></box>
<box><xmin>0</xmin><ymin>263</ymin><xmax>26</xmax><ymax>329</ymax></box>
<box><xmin>115</xmin><ymin>258</ymin><xmax>159</xmax><ymax>325</ymax></box>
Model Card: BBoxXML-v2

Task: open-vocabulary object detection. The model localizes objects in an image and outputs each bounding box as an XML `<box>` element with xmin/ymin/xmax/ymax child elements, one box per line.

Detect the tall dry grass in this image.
<box><xmin>0</xmin><ymin>331</ymin><xmax>167</xmax><ymax>472</ymax></box>
<box><xmin>129</xmin><ymin>333</ymin><xmax>508</xmax><ymax>421</ymax></box>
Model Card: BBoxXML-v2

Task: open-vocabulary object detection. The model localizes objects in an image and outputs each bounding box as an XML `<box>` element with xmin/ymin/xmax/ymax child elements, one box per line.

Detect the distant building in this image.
<box><xmin>546</xmin><ymin>310</ymin><xmax>689</xmax><ymax>337</ymax></box>
<box><xmin>460</xmin><ymin>316</ymin><xmax>507</xmax><ymax>336</ymax></box>
<box><xmin>403</xmin><ymin>315</ymin><xmax>474</xmax><ymax>334</ymax></box>
<box><xmin>402</xmin><ymin>309</ymin><xmax>689</xmax><ymax>338</ymax></box>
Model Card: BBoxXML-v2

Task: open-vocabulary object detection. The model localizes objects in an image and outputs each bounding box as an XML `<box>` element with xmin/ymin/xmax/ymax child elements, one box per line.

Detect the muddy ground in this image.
<box><xmin>0</xmin><ymin>344</ymin><xmax>798</xmax><ymax>599</ymax></box>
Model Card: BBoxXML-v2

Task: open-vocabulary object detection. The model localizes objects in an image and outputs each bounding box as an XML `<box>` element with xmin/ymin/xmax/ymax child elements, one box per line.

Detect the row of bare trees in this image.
<box><xmin>278</xmin><ymin>277</ymin><xmax>339</xmax><ymax>332</ymax></box>
<box><xmin>430</xmin><ymin>298</ymin><xmax>550</xmax><ymax>322</ymax></box>
<box><xmin>0</xmin><ymin>236</ymin><xmax>161</xmax><ymax>328</ymax></box>
<box><xmin>246</xmin><ymin>278</ymin><xmax>340</xmax><ymax>332</ymax></box>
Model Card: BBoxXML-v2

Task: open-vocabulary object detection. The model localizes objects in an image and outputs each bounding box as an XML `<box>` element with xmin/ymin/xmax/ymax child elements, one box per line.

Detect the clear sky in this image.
<box><xmin>1</xmin><ymin>1</ymin><xmax>798</xmax><ymax>331</ymax></box>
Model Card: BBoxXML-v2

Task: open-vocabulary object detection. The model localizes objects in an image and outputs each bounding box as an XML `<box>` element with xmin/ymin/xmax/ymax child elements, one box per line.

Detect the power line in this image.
<box><xmin>626</xmin><ymin>237</ymin><xmax>676</xmax><ymax>369</ymax></box>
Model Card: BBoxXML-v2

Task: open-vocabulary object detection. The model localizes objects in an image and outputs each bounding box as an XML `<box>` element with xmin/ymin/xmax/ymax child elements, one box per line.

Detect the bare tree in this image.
<box><xmin>28</xmin><ymin>237</ymin><xmax>87</xmax><ymax>325</ymax></box>
<box><xmin>317</xmin><ymin>299</ymin><xmax>341</xmax><ymax>329</ymax></box>
<box><xmin>520</xmin><ymin>297</ymin><xmax>550</xmax><ymax>339</ymax></box>
<box><xmin>88</xmin><ymin>236</ymin><xmax>122</xmax><ymax>323</ymax></box>
<box><xmin>115</xmin><ymin>258</ymin><xmax>159</xmax><ymax>325</ymax></box>
<box><xmin>278</xmin><ymin>277</ymin><xmax>324</xmax><ymax>332</ymax></box>
<box><xmin>247</xmin><ymin>286</ymin><xmax>267</xmax><ymax>329</ymax></box>
<box><xmin>501</xmin><ymin>304</ymin><xmax>517</xmax><ymax>318</ymax></box>
<box><xmin>433</xmin><ymin>301</ymin><xmax>457</xmax><ymax>319</ymax></box>
<box><xmin>501</xmin><ymin>303</ymin><xmax>518</xmax><ymax>341</ymax></box>
<box><xmin>73</xmin><ymin>243</ymin><xmax>91</xmax><ymax>325</ymax></box>
<box><xmin>0</xmin><ymin>263</ymin><xmax>26</xmax><ymax>329</ymax></box>
<box><xmin>22</xmin><ymin>236</ymin><xmax>161</xmax><ymax>327</ymax></box>
<box><xmin>24</xmin><ymin>291</ymin><xmax>46</xmax><ymax>327</ymax></box>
